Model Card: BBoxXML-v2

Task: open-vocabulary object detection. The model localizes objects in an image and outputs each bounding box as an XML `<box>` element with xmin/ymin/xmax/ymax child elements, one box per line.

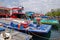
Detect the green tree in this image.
<box><xmin>45</xmin><ymin>8</ymin><xmax>60</xmax><ymax>16</ymax></box>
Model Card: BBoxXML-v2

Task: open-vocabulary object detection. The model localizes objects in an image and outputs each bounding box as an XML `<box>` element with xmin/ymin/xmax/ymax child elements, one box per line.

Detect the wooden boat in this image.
<box><xmin>3</xmin><ymin>19</ymin><xmax>52</xmax><ymax>33</ymax></box>
<box><xmin>33</xmin><ymin>19</ymin><xmax>59</xmax><ymax>25</ymax></box>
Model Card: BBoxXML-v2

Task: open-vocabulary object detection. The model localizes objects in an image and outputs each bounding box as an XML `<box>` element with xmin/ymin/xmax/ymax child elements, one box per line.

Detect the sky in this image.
<box><xmin>0</xmin><ymin>0</ymin><xmax>60</xmax><ymax>14</ymax></box>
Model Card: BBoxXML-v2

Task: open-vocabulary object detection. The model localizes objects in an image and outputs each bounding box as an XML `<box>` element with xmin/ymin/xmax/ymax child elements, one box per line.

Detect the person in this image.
<box><xmin>36</xmin><ymin>17</ymin><xmax>42</xmax><ymax>25</ymax></box>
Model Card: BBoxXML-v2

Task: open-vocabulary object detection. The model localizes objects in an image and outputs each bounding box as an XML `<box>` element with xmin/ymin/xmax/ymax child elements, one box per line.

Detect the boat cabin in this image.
<box><xmin>0</xmin><ymin>7</ymin><xmax>10</xmax><ymax>18</ymax></box>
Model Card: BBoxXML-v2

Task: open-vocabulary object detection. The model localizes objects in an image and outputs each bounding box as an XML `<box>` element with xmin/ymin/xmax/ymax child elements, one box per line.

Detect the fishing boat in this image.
<box><xmin>41</xmin><ymin>19</ymin><xmax>59</xmax><ymax>24</ymax></box>
<box><xmin>2</xmin><ymin>18</ymin><xmax>52</xmax><ymax>33</ymax></box>
<box><xmin>33</xmin><ymin>17</ymin><xmax>59</xmax><ymax>30</ymax></box>
<box><xmin>0</xmin><ymin>7</ymin><xmax>10</xmax><ymax>18</ymax></box>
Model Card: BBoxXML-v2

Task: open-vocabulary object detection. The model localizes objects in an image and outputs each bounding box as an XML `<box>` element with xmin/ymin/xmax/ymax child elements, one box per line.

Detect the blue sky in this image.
<box><xmin>0</xmin><ymin>0</ymin><xmax>60</xmax><ymax>14</ymax></box>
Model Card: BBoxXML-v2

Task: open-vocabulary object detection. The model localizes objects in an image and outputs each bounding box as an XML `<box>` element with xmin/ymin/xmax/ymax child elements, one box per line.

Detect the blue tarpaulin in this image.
<box><xmin>26</xmin><ymin>12</ymin><xmax>34</xmax><ymax>16</ymax></box>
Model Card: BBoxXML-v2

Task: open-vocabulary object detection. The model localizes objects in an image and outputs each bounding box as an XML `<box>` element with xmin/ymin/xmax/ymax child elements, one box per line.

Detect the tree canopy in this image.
<box><xmin>45</xmin><ymin>8</ymin><xmax>60</xmax><ymax>16</ymax></box>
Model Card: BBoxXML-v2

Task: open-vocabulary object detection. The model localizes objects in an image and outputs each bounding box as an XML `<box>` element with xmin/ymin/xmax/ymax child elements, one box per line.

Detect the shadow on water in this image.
<box><xmin>30</xmin><ymin>31</ymin><xmax>51</xmax><ymax>40</ymax></box>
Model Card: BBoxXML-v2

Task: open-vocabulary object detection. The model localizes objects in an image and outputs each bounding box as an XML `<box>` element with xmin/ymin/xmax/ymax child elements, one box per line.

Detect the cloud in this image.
<box><xmin>20</xmin><ymin>0</ymin><xmax>48</xmax><ymax>14</ymax></box>
<box><xmin>0</xmin><ymin>0</ymin><xmax>60</xmax><ymax>14</ymax></box>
